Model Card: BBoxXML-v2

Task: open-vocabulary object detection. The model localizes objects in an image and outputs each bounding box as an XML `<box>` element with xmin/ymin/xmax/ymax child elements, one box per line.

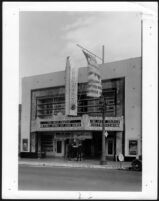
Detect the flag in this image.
<box><xmin>82</xmin><ymin>50</ymin><xmax>102</xmax><ymax>97</ymax></box>
<box><xmin>65</xmin><ymin>57</ymin><xmax>78</xmax><ymax>116</ymax></box>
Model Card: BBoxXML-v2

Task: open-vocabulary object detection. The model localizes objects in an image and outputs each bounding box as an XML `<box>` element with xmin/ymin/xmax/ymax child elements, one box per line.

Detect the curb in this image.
<box><xmin>19</xmin><ymin>162</ymin><xmax>130</xmax><ymax>170</ymax></box>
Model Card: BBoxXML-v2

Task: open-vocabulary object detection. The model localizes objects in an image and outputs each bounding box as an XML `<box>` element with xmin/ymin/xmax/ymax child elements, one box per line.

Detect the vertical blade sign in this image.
<box><xmin>65</xmin><ymin>56</ymin><xmax>71</xmax><ymax>116</ymax></box>
<box><xmin>70</xmin><ymin>67</ymin><xmax>78</xmax><ymax>116</ymax></box>
<box><xmin>65</xmin><ymin>57</ymin><xmax>78</xmax><ymax>116</ymax></box>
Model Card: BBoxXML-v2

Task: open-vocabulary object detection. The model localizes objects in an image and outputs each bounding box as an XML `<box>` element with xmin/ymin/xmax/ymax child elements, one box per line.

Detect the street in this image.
<box><xmin>18</xmin><ymin>165</ymin><xmax>142</xmax><ymax>191</ymax></box>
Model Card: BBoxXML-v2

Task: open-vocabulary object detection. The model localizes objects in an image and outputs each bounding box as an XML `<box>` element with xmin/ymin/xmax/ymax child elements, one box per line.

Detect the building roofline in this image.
<box><xmin>22</xmin><ymin>56</ymin><xmax>141</xmax><ymax>79</ymax></box>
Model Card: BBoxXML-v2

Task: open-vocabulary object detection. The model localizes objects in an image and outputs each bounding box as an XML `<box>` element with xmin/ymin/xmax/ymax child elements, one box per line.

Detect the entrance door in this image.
<box><xmin>55</xmin><ymin>140</ymin><xmax>64</xmax><ymax>157</ymax></box>
<box><xmin>41</xmin><ymin>134</ymin><xmax>54</xmax><ymax>156</ymax></box>
<box><xmin>106</xmin><ymin>138</ymin><xmax>114</xmax><ymax>156</ymax></box>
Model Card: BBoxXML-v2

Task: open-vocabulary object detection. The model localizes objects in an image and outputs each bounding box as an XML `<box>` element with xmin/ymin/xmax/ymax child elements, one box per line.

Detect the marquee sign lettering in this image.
<box><xmin>40</xmin><ymin>120</ymin><xmax>81</xmax><ymax>128</ymax></box>
<box><xmin>90</xmin><ymin>119</ymin><xmax>121</xmax><ymax>128</ymax></box>
<box><xmin>31</xmin><ymin>115</ymin><xmax>123</xmax><ymax>132</ymax></box>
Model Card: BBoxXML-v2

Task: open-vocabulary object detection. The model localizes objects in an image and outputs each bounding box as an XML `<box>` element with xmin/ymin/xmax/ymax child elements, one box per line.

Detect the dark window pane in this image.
<box><xmin>57</xmin><ymin>141</ymin><xmax>62</xmax><ymax>153</ymax></box>
<box><xmin>108</xmin><ymin>141</ymin><xmax>113</xmax><ymax>155</ymax></box>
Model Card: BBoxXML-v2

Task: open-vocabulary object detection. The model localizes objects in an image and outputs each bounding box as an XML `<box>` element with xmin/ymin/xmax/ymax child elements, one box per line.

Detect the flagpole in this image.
<box><xmin>100</xmin><ymin>45</ymin><xmax>107</xmax><ymax>165</ymax></box>
<box><xmin>102</xmin><ymin>45</ymin><xmax>105</xmax><ymax>64</ymax></box>
<box><xmin>78</xmin><ymin>44</ymin><xmax>107</xmax><ymax>164</ymax></box>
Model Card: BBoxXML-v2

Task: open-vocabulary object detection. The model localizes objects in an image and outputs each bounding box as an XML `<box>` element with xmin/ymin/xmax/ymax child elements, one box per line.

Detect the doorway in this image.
<box><xmin>41</xmin><ymin>134</ymin><xmax>54</xmax><ymax>157</ymax></box>
<box><xmin>55</xmin><ymin>140</ymin><xmax>64</xmax><ymax>157</ymax></box>
<box><xmin>106</xmin><ymin>138</ymin><xmax>114</xmax><ymax>156</ymax></box>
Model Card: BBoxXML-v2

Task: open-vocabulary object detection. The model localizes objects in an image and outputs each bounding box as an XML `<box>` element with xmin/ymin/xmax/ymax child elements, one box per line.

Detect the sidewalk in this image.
<box><xmin>19</xmin><ymin>157</ymin><xmax>132</xmax><ymax>170</ymax></box>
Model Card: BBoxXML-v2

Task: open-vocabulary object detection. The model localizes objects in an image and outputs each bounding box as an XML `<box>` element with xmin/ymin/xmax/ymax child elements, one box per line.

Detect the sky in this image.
<box><xmin>19</xmin><ymin>11</ymin><xmax>141</xmax><ymax>79</ymax></box>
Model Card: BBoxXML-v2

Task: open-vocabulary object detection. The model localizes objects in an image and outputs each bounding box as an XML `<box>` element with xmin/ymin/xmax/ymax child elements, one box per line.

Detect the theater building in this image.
<box><xmin>20</xmin><ymin>57</ymin><xmax>142</xmax><ymax>161</ymax></box>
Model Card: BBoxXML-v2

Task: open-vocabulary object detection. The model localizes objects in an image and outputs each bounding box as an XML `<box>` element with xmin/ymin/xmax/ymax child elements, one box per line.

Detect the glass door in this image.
<box><xmin>55</xmin><ymin>140</ymin><xmax>64</xmax><ymax>157</ymax></box>
<box><xmin>41</xmin><ymin>134</ymin><xmax>54</xmax><ymax>156</ymax></box>
<box><xmin>106</xmin><ymin>138</ymin><xmax>114</xmax><ymax>156</ymax></box>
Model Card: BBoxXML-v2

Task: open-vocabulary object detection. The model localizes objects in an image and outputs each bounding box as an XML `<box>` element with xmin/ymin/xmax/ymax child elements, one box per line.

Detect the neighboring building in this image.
<box><xmin>20</xmin><ymin>57</ymin><xmax>142</xmax><ymax>161</ymax></box>
<box><xmin>18</xmin><ymin>104</ymin><xmax>22</xmax><ymax>154</ymax></box>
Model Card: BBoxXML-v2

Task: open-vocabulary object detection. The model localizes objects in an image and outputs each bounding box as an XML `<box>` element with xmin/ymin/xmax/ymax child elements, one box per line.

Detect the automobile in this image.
<box><xmin>131</xmin><ymin>155</ymin><xmax>142</xmax><ymax>171</ymax></box>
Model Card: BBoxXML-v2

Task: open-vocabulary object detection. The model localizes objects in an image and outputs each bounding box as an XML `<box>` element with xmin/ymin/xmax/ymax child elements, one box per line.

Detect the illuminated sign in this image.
<box><xmin>40</xmin><ymin>120</ymin><xmax>81</xmax><ymax>128</ymax></box>
<box><xmin>65</xmin><ymin>57</ymin><xmax>71</xmax><ymax>116</ymax></box>
<box><xmin>90</xmin><ymin>119</ymin><xmax>121</xmax><ymax>128</ymax></box>
<box><xmin>65</xmin><ymin>57</ymin><xmax>78</xmax><ymax>116</ymax></box>
<box><xmin>69</xmin><ymin>67</ymin><xmax>78</xmax><ymax>116</ymax></box>
<box><xmin>32</xmin><ymin>115</ymin><xmax>123</xmax><ymax>131</ymax></box>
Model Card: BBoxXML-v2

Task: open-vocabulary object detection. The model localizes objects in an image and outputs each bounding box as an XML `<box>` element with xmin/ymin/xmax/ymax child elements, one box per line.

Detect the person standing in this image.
<box><xmin>67</xmin><ymin>142</ymin><xmax>72</xmax><ymax>160</ymax></box>
<box><xmin>77</xmin><ymin>142</ymin><xmax>82</xmax><ymax>161</ymax></box>
<box><xmin>72</xmin><ymin>139</ymin><xmax>78</xmax><ymax>159</ymax></box>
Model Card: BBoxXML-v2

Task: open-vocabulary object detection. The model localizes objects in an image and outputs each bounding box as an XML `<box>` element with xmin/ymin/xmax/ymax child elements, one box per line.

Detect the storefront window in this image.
<box><xmin>23</xmin><ymin>139</ymin><xmax>28</xmax><ymax>151</ymax></box>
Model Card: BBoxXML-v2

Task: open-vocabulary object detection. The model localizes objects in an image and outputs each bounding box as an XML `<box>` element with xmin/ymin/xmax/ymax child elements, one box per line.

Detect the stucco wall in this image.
<box><xmin>21</xmin><ymin>71</ymin><xmax>65</xmax><ymax>152</ymax></box>
<box><xmin>100</xmin><ymin>57</ymin><xmax>142</xmax><ymax>156</ymax></box>
<box><xmin>21</xmin><ymin>57</ymin><xmax>142</xmax><ymax>156</ymax></box>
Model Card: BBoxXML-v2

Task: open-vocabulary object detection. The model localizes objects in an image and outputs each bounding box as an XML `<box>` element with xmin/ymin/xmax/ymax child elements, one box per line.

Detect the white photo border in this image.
<box><xmin>2</xmin><ymin>2</ymin><xmax>158</xmax><ymax>200</ymax></box>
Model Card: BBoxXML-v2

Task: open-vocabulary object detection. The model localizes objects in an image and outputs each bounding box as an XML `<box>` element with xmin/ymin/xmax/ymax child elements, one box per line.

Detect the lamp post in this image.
<box><xmin>100</xmin><ymin>95</ymin><xmax>107</xmax><ymax>165</ymax></box>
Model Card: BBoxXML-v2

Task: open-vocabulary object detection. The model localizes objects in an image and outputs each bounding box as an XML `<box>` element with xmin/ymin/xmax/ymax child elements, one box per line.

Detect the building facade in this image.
<box><xmin>18</xmin><ymin>104</ymin><xmax>22</xmax><ymax>154</ymax></box>
<box><xmin>20</xmin><ymin>57</ymin><xmax>142</xmax><ymax>161</ymax></box>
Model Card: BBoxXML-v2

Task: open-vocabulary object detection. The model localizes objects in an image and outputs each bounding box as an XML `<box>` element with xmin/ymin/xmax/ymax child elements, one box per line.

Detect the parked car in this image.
<box><xmin>131</xmin><ymin>155</ymin><xmax>142</xmax><ymax>171</ymax></box>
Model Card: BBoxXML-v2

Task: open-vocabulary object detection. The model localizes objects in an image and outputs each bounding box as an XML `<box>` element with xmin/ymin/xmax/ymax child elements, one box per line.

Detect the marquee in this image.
<box><xmin>31</xmin><ymin>114</ymin><xmax>124</xmax><ymax>132</ymax></box>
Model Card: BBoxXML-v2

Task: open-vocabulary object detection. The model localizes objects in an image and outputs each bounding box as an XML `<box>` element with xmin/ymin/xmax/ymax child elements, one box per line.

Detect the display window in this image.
<box><xmin>22</xmin><ymin>139</ymin><xmax>28</xmax><ymax>151</ymax></box>
<box><xmin>129</xmin><ymin>140</ymin><xmax>138</xmax><ymax>155</ymax></box>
